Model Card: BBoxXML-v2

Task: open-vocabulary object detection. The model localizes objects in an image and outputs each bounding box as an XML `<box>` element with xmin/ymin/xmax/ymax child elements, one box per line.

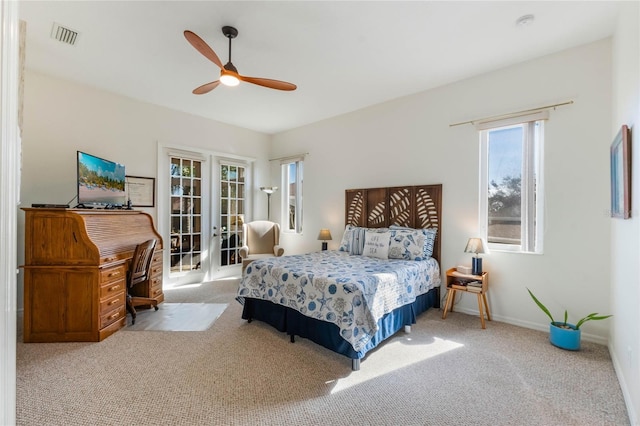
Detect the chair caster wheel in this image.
<box><xmin>154</xmin><ymin>306</ymin><xmax>159</xmax><ymax>311</ymax></box>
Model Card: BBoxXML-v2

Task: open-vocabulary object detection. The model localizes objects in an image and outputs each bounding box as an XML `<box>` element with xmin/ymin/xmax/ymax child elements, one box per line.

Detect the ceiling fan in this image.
<box><xmin>184</xmin><ymin>26</ymin><xmax>297</xmax><ymax>94</ymax></box>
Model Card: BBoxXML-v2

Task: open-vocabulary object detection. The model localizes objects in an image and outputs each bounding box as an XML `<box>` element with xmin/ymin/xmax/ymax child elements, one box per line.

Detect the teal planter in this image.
<box><xmin>549</xmin><ymin>322</ymin><xmax>581</xmax><ymax>350</ymax></box>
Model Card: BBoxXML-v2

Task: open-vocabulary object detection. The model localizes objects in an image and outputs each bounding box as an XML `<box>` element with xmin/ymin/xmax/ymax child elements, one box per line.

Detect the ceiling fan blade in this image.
<box><xmin>238</xmin><ymin>75</ymin><xmax>297</xmax><ymax>91</ymax></box>
<box><xmin>193</xmin><ymin>81</ymin><xmax>221</xmax><ymax>95</ymax></box>
<box><xmin>184</xmin><ymin>30</ymin><xmax>223</xmax><ymax>69</ymax></box>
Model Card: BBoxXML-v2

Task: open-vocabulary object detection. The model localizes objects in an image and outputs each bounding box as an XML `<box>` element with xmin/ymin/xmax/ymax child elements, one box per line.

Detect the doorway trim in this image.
<box><xmin>0</xmin><ymin>0</ymin><xmax>20</xmax><ymax>423</ymax></box>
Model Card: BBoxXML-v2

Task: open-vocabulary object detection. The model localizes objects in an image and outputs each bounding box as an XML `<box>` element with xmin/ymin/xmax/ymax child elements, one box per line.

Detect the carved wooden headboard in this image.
<box><xmin>345</xmin><ymin>184</ymin><xmax>442</xmax><ymax>262</ymax></box>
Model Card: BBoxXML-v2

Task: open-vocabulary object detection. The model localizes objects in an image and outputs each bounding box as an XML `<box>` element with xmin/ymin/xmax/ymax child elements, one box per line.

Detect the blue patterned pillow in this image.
<box><xmin>388</xmin><ymin>228</ymin><xmax>425</xmax><ymax>260</ymax></box>
<box><xmin>338</xmin><ymin>225</ymin><xmax>354</xmax><ymax>252</ymax></box>
<box><xmin>389</xmin><ymin>225</ymin><xmax>437</xmax><ymax>259</ymax></box>
<box><xmin>422</xmin><ymin>228</ymin><xmax>437</xmax><ymax>258</ymax></box>
<box><xmin>338</xmin><ymin>225</ymin><xmax>366</xmax><ymax>254</ymax></box>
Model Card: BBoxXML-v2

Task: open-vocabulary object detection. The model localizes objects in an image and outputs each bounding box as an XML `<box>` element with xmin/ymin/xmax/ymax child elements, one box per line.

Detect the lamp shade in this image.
<box><xmin>317</xmin><ymin>229</ymin><xmax>333</xmax><ymax>241</ymax></box>
<box><xmin>260</xmin><ymin>186</ymin><xmax>278</xmax><ymax>194</ymax></box>
<box><xmin>464</xmin><ymin>238</ymin><xmax>488</xmax><ymax>255</ymax></box>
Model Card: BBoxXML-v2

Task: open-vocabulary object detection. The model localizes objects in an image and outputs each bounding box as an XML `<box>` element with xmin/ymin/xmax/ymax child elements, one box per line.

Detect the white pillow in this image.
<box><xmin>362</xmin><ymin>231</ymin><xmax>391</xmax><ymax>259</ymax></box>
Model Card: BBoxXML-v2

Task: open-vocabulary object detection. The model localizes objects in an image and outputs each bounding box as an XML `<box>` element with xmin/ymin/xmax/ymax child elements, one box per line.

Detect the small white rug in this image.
<box><xmin>125</xmin><ymin>303</ymin><xmax>228</xmax><ymax>332</ymax></box>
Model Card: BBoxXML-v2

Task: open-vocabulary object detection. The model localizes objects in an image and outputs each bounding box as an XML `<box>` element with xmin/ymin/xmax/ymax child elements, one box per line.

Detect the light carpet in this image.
<box><xmin>16</xmin><ymin>279</ymin><xmax>630</xmax><ymax>425</ymax></box>
<box><xmin>124</xmin><ymin>302</ymin><xmax>228</xmax><ymax>331</ymax></box>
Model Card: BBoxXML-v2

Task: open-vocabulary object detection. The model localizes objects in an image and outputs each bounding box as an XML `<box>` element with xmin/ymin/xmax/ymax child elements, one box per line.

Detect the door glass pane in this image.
<box><xmin>170</xmin><ymin>157</ymin><xmax>203</xmax><ymax>273</ymax></box>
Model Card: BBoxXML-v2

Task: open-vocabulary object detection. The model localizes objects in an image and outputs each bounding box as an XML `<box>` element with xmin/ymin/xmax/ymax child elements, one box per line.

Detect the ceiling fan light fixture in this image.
<box><xmin>220</xmin><ymin>71</ymin><xmax>240</xmax><ymax>87</ymax></box>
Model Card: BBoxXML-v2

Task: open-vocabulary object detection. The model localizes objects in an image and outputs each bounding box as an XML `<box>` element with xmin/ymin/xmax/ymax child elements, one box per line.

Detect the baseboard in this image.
<box><xmin>450</xmin><ymin>307</ymin><xmax>609</xmax><ymax>345</ymax></box>
<box><xmin>609</xmin><ymin>342</ymin><xmax>639</xmax><ymax>426</ymax></box>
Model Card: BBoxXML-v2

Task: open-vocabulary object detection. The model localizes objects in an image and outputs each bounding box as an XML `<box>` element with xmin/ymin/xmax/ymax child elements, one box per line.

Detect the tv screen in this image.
<box><xmin>77</xmin><ymin>151</ymin><xmax>126</xmax><ymax>207</ymax></box>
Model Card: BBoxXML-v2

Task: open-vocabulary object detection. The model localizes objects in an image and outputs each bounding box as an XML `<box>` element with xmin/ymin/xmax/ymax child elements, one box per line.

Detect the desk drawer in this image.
<box><xmin>100</xmin><ymin>265</ymin><xmax>125</xmax><ymax>284</ymax></box>
<box><xmin>149</xmin><ymin>263</ymin><xmax>162</xmax><ymax>278</ymax></box>
<box><xmin>100</xmin><ymin>279</ymin><xmax>125</xmax><ymax>299</ymax></box>
<box><xmin>100</xmin><ymin>292</ymin><xmax>124</xmax><ymax>314</ymax></box>
<box><xmin>151</xmin><ymin>250</ymin><xmax>162</xmax><ymax>266</ymax></box>
<box><xmin>150</xmin><ymin>250</ymin><xmax>162</xmax><ymax>277</ymax></box>
<box><xmin>100</xmin><ymin>305</ymin><xmax>125</xmax><ymax>329</ymax></box>
<box><xmin>149</xmin><ymin>275</ymin><xmax>163</xmax><ymax>298</ymax></box>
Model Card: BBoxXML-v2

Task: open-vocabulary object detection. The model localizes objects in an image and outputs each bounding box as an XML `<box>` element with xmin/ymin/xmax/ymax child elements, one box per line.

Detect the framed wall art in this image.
<box><xmin>610</xmin><ymin>124</ymin><xmax>631</xmax><ymax>219</ymax></box>
<box><xmin>125</xmin><ymin>175</ymin><xmax>155</xmax><ymax>207</ymax></box>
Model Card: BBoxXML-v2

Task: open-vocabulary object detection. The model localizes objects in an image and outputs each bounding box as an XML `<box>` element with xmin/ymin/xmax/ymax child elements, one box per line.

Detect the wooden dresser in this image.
<box><xmin>22</xmin><ymin>208</ymin><xmax>164</xmax><ymax>343</ymax></box>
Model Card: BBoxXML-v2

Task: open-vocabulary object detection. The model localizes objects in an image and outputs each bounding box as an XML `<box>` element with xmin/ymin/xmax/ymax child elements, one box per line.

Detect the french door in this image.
<box><xmin>162</xmin><ymin>149</ymin><xmax>250</xmax><ymax>286</ymax></box>
<box><xmin>218</xmin><ymin>161</ymin><xmax>247</xmax><ymax>270</ymax></box>
<box><xmin>169</xmin><ymin>156</ymin><xmax>207</xmax><ymax>285</ymax></box>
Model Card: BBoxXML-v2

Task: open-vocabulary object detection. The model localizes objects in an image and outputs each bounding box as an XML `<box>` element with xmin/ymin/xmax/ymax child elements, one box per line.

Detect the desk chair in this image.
<box><xmin>126</xmin><ymin>238</ymin><xmax>158</xmax><ymax>325</ymax></box>
<box><xmin>239</xmin><ymin>221</ymin><xmax>284</xmax><ymax>273</ymax></box>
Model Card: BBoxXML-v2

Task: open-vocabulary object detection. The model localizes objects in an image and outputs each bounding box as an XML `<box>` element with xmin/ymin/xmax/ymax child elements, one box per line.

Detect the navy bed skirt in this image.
<box><xmin>241</xmin><ymin>286</ymin><xmax>440</xmax><ymax>360</ymax></box>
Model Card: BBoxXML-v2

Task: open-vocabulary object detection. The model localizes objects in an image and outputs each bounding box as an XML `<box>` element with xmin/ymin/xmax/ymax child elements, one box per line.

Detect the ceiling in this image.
<box><xmin>19</xmin><ymin>1</ymin><xmax>622</xmax><ymax>135</ymax></box>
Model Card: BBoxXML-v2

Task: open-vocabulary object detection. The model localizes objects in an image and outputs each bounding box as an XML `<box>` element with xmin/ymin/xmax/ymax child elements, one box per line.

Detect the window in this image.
<box><xmin>478</xmin><ymin>114</ymin><xmax>545</xmax><ymax>253</ymax></box>
<box><xmin>281</xmin><ymin>158</ymin><xmax>303</xmax><ymax>233</ymax></box>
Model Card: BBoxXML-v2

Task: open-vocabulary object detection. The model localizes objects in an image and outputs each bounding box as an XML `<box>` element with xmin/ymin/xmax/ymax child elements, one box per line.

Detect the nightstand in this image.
<box><xmin>442</xmin><ymin>268</ymin><xmax>491</xmax><ymax>328</ymax></box>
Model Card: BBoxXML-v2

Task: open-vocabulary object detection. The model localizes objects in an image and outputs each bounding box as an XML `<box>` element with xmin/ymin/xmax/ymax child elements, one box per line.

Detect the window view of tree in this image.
<box><xmin>488</xmin><ymin>175</ymin><xmax>521</xmax><ymax>244</ymax></box>
<box><xmin>481</xmin><ymin>118</ymin><xmax>543</xmax><ymax>253</ymax></box>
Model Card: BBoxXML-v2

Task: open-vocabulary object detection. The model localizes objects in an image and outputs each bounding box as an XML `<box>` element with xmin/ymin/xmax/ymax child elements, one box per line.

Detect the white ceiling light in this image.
<box><xmin>516</xmin><ymin>14</ymin><xmax>535</xmax><ymax>27</ymax></box>
<box><xmin>219</xmin><ymin>70</ymin><xmax>240</xmax><ymax>87</ymax></box>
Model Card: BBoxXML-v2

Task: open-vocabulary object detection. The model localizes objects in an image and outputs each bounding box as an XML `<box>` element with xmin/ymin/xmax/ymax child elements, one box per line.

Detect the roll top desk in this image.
<box><xmin>22</xmin><ymin>208</ymin><xmax>164</xmax><ymax>342</ymax></box>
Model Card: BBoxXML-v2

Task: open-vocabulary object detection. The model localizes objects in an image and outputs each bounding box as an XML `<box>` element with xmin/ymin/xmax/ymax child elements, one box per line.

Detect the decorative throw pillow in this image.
<box><xmin>362</xmin><ymin>231</ymin><xmax>391</xmax><ymax>259</ymax></box>
<box><xmin>388</xmin><ymin>228</ymin><xmax>425</xmax><ymax>260</ymax></box>
<box><xmin>389</xmin><ymin>225</ymin><xmax>437</xmax><ymax>259</ymax></box>
<box><xmin>338</xmin><ymin>225</ymin><xmax>367</xmax><ymax>255</ymax></box>
<box><xmin>339</xmin><ymin>226</ymin><xmax>389</xmax><ymax>255</ymax></box>
<box><xmin>338</xmin><ymin>225</ymin><xmax>355</xmax><ymax>253</ymax></box>
<box><xmin>422</xmin><ymin>228</ymin><xmax>437</xmax><ymax>258</ymax></box>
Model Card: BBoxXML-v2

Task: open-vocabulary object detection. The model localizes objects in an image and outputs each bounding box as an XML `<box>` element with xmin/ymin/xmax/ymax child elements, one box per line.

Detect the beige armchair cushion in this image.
<box><xmin>239</xmin><ymin>221</ymin><xmax>285</xmax><ymax>266</ymax></box>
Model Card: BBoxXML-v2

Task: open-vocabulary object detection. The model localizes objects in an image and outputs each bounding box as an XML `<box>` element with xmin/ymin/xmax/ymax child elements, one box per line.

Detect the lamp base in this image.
<box><xmin>321</xmin><ymin>242</ymin><xmax>328</xmax><ymax>251</ymax></box>
<box><xmin>472</xmin><ymin>257</ymin><xmax>483</xmax><ymax>276</ymax></box>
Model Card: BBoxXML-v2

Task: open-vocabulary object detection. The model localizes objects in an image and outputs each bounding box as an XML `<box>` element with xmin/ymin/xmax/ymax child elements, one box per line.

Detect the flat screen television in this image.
<box><xmin>77</xmin><ymin>151</ymin><xmax>126</xmax><ymax>207</ymax></box>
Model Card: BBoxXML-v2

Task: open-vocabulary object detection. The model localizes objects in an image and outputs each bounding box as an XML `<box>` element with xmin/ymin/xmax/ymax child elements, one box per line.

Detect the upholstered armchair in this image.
<box><xmin>239</xmin><ymin>220</ymin><xmax>285</xmax><ymax>272</ymax></box>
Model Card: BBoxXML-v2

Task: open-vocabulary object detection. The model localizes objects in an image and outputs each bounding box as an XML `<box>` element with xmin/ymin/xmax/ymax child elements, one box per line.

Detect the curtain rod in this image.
<box><xmin>449</xmin><ymin>100</ymin><xmax>574</xmax><ymax>127</ymax></box>
<box><xmin>269</xmin><ymin>152</ymin><xmax>309</xmax><ymax>162</ymax></box>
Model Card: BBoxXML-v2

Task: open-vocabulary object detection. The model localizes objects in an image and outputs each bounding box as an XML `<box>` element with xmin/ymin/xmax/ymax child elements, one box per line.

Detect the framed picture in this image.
<box><xmin>610</xmin><ymin>125</ymin><xmax>631</xmax><ymax>219</ymax></box>
<box><xmin>125</xmin><ymin>175</ymin><xmax>155</xmax><ymax>207</ymax></box>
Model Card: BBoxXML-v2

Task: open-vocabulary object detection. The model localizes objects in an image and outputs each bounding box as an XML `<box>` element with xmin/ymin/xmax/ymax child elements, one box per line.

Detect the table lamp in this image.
<box><xmin>464</xmin><ymin>237</ymin><xmax>488</xmax><ymax>276</ymax></box>
<box><xmin>260</xmin><ymin>186</ymin><xmax>278</xmax><ymax>220</ymax></box>
<box><xmin>317</xmin><ymin>228</ymin><xmax>332</xmax><ymax>251</ymax></box>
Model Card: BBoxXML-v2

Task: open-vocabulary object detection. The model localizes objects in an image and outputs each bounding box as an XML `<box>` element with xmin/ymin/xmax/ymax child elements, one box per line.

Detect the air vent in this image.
<box><xmin>51</xmin><ymin>22</ymin><xmax>79</xmax><ymax>46</ymax></box>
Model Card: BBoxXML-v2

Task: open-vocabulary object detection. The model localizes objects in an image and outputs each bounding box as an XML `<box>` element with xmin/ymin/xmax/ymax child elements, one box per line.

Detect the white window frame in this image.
<box><xmin>281</xmin><ymin>157</ymin><xmax>304</xmax><ymax>234</ymax></box>
<box><xmin>478</xmin><ymin>112</ymin><xmax>545</xmax><ymax>254</ymax></box>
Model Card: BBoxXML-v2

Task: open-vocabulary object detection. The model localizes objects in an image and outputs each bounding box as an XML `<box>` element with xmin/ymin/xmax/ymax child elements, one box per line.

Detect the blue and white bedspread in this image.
<box><xmin>237</xmin><ymin>251</ymin><xmax>440</xmax><ymax>352</ymax></box>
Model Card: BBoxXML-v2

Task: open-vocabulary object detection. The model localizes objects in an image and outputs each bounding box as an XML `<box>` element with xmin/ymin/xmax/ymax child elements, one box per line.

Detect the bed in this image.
<box><xmin>237</xmin><ymin>184</ymin><xmax>442</xmax><ymax>370</ymax></box>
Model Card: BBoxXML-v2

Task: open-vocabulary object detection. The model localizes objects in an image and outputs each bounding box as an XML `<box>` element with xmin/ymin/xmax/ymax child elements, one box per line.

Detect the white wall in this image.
<box><xmin>19</xmin><ymin>70</ymin><xmax>271</xmax><ymax>304</ymax></box>
<box><xmin>272</xmin><ymin>39</ymin><xmax>613</xmax><ymax>343</ymax></box>
<box><xmin>610</xmin><ymin>2</ymin><xmax>640</xmax><ymax>424</ymax></box>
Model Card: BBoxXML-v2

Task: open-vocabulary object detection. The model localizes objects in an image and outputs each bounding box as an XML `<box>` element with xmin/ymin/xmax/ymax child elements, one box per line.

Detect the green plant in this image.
<box><xmin>527</xmin><ymin>288</ymin><xmax>612</xmax><ymax>329</ymax></box>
